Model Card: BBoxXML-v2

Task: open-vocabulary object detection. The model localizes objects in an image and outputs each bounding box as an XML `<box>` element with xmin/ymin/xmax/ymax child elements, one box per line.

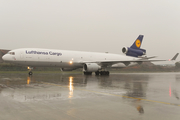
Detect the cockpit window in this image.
<box><xmin>8</xmin><ymin>52</ymin><xmax>15</xmax><ymax>55</ymax></box>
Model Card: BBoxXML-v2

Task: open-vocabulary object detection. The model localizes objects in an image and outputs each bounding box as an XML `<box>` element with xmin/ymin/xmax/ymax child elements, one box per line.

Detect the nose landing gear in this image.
<box><xmin>29</xmin><ymin>71</ymin><xmax>33</xmax><ymax>76</ymax></box>
<box><xmin>27</xmin><ymin>67</ymin><xmax>33</xmax><ymax>76</ymax></box>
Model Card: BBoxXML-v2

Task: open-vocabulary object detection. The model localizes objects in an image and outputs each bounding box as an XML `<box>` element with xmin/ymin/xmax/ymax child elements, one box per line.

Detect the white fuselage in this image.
<box><xmin>2</xmin><ymin>48</ymin><xmax>138</xmax><ymax>69</ymax></box>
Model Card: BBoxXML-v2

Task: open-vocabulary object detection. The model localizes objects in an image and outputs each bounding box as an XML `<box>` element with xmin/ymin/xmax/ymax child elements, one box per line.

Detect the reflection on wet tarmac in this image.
<box><xmin>27</xmin><ymin>76</ymin><xmax>31</xmax><ymax>85</ymax></box>
<box><xmin>0</xmin><ymin>74</ymin><xmax>148</xmax><ymax>103</ymax></box>
<box><xmin>69</xmin><ymin>76</ymin><xmax>74</xmax><ymax>98</ymax></box>
<box><xmin>169</xmin><ymin>84</ymin><xmax>171</xmax><ymax>97</ymax></box>
<box><xmin>135</xmin><ymin>99</ymin><xmax>144</xmax><ymax>114</ymax></box>
<box><xmin>173</xmin><ymin>75</ymin><xmax>180</xmax><ymax>100</ymax></box>
<box><xmin>0</xmin><ymin>73</ymin><xmax>180</xmax><ymax>120</ymax></box>
<box><xmin>173</xmin><ymin>90</ymin><xmax>179</xmax><ymax>100</ymax></box>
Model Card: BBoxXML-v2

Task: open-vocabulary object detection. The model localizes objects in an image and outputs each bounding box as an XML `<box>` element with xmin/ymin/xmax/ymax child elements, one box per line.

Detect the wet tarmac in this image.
<box><xmin>0</xmin><ymin>72</ymin><xmax>180</xmax><ymax>120</ymax></box>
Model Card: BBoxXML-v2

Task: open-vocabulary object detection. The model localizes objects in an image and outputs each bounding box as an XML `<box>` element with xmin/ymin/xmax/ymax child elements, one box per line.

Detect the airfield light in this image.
<box><xmin>69</xmin><ymin>61</ymin><xmax>73</xmax><ymax>64</ymax></box>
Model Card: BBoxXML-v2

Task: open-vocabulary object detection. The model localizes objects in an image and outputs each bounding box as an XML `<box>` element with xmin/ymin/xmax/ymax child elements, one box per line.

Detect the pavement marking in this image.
<box><xmin>39</xmin><ymin>81</ymin><xmax>180</xmax><ymax>107</ymax></box>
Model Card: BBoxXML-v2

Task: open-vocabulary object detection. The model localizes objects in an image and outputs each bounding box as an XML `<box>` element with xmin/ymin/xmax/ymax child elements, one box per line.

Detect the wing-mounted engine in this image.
<box><xmin>122</xmin><ymin>47</ymin><xmax>146</xmax><ymax>57</ymax></box>
<box><xmin>83</xmin><ymin>63</ymin><xmax>101</xmax><ymax>72</ymax></box>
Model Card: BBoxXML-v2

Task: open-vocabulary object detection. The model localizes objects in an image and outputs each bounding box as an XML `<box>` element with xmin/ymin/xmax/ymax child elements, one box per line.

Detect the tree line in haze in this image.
<box><xmin>0</xmin><ymin>62</ymin><xmax>180</xmax><ymax>72</ymax></box>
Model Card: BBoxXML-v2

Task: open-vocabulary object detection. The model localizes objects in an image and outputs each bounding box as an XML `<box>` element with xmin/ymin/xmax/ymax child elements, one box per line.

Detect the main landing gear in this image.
<box><xmin>84</xmin><ymin>72</ymin><xmax>92</xmax><ymax>75</ymax></box>
<box><xmin>95</xmin><ymin>71</ymin><xmax>109</xmax><ymax>76</ymax></box>
<box><xmin>84</xmin><ymin>71</ymin><xmax>110</xmax><ymax>76</ymax></box>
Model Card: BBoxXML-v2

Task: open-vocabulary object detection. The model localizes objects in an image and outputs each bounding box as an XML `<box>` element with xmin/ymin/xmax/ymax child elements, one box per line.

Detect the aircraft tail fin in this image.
<box><xmin>130</xmin><ymin>35</ymin><xmax>144</xmax><ymax>49</ymax></box>
<box><xmin>122</xmin><ymin>35</ymin><xmax>146</xmax><ymax>57</ymax></box>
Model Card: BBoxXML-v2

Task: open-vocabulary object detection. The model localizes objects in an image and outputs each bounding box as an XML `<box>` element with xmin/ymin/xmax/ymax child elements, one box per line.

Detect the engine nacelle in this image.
<box><xmin>83</xmin><ymin>63</ymin><xmax>101</xmax><ymax>72</ymax></box>
<box><xmin>122</xmin><ymin>47</ymin><xmax>146</xmax><ymax>57</ymax></box>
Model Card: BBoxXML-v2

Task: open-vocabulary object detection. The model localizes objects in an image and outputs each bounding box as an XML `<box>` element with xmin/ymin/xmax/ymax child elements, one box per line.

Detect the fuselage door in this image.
<box><xmin>20</xmin><ymin>51</ymin><xmax>24</xmax><ymax>59</ymax></box>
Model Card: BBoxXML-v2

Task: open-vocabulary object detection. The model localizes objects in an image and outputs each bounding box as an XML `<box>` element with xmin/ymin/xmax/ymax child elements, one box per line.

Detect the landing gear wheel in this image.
<box><xmin>100</xmin><ymin>71</ymin><xmax>110</xmax><ymax>76</ymax></box>
<box><xmin>95</xmin><ymin>71</ymin><xmax>100</xmax><ymax>76</ymax></box>
<box><xmin>84</xmin><ymin>72</ymin><xmax>92</xmax><ymax>75</ymax></box>
<box><xmin>100</xmin><ymin>71</ymin><xmax>104</xmax><ymax>75</ymax></box>
<box><xmin>106</xmin><ymin>71</ymin><xmax>110</xmax><ymax>75</ymax></box>
<box><xmin>29</xmin><ymin>71</ymin><xmax>33</xmax><ymax>76</ymax></box>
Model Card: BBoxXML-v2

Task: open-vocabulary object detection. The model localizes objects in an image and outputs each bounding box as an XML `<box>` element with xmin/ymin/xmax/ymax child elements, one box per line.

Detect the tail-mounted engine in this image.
<box><xmin>122</xmin><ymin>47</ymin><xmax>146</xmax><ymax>57</ymax></box>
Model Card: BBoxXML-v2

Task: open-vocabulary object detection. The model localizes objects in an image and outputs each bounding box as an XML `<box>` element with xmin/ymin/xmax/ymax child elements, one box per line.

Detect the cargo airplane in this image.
<box><xmin>2</xmin><ymin>35</ymin><xmax>179</xmax><ymax>75</ymax></box>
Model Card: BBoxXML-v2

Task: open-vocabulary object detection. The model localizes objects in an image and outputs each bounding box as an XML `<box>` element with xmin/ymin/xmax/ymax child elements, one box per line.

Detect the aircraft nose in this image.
<box><xmin>2</xmin><ymin>54</ymin><xmax>10</xmax><ymax>61</ymax></box>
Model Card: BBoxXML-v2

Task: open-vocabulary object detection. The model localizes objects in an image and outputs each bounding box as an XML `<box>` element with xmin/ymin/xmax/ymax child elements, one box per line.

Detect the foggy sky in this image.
<box><xmin>0</xmin><ymin>0</ymin><xmax>180</xmax><ymax>61</ymax></box>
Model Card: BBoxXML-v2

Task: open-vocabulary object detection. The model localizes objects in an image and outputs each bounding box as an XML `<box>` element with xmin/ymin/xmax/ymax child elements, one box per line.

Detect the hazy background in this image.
<box><xmin>0</xmin><ymin>0</ymin><xmax>180</xmax><ymax>62</ymax></box>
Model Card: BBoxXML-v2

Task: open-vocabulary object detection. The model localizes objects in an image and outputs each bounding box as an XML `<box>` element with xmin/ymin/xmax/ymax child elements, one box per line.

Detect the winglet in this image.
<box><xmin>171</xmin><ymin>53</ymin><xmax>179</xmax><ymax>60</ymax></box>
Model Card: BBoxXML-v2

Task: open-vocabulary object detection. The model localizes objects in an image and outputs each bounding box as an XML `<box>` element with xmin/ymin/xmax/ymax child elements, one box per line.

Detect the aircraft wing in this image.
<box><xmin>138</xmin><ymin>56</ymin><xmax>157</xmax><ymax>59</ymax></box>
<box><xmin>79</xmin><ymin>53</ymin><xmax>179</xmax><ymax>67</ymax></box>
<box><xmin>80</xmin><ymin>59</ymin><xmax>167</xmax><ymax>67</ymax></box>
